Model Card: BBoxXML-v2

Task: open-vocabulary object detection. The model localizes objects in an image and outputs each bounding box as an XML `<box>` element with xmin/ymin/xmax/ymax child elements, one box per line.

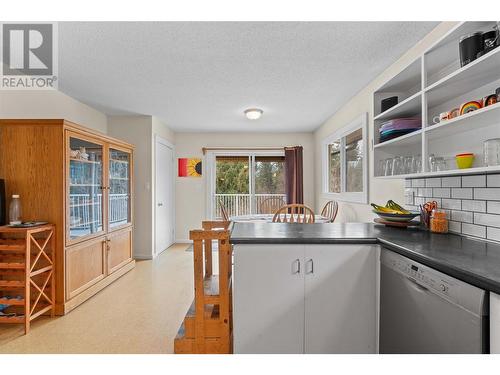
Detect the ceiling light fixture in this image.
<box><xmin>244</xmin><ymin>108</ymin><xmax>263</xmax><ymax>120</ymax></box>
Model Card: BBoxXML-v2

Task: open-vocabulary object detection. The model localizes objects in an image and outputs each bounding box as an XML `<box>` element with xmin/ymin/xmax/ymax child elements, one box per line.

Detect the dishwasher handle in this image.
<box><xmin>405</xmin><ymin>276</ymin><xmax>429</xmax><ymax>292</ymax></box>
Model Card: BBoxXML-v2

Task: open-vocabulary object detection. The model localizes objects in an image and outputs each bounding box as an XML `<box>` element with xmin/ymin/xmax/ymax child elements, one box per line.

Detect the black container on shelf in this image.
<box><xmin>459</xmin><ymin>32</ymin><xmax>483</xmax><ymax>67</ymax></box>
<box><xmin>0</xmin><ymin>179</ymin><xmax>6</xmax><ymax>226</ymax></box>
<box><xmin>479</xmin><ymin>29</ymin><xmax>499</xmax><ymax>56</ymax></box>
<box><xmin>381</xmin><ymin>96</ymin><xmax>398</xmax><ymax>112</ymax></box>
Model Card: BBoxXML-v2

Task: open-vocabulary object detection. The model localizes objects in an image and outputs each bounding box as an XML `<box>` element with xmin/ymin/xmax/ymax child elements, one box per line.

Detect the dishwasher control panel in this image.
<box><xmin>381</xmin><ymin>250</ymin><xmax>455</xmax><ymax>299</ymax></box>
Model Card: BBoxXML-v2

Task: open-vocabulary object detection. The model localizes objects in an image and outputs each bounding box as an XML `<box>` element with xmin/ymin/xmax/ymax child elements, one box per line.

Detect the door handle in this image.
<box><xmin>158</xmin><ymin>202</ymin><xmax>163</xmax><ymax>207</ymax></box>
<box><xmin>292</xmin><ymin>259</ymin><xmax>301</xmax><ymax>274</ymax></box>
<box><xmin>306</xmin><ymin>259</ymin><xmax>314</xmax><ymax>274</ymax></box>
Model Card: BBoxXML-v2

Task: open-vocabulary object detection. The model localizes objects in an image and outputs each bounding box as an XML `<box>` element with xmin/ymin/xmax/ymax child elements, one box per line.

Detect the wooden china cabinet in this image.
<box><xmin>0</xmin><ymin>119</ymin><xmax>135</xmax><ymax>314</ymax></box>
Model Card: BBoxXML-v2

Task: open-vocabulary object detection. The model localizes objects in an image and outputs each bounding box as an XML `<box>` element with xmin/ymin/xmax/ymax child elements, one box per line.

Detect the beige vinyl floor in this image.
<box><xmin>0</xmin><ymin>243</ymin><xmax>195</xmax><ymax>354</ymax></box>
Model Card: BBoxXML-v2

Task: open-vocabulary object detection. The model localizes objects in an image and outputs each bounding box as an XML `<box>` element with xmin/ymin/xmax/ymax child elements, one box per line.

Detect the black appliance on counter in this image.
<box><xmin>0</xmin><ymin>179</ymin><xmax>6</xmax><ymax>226</ymax></box>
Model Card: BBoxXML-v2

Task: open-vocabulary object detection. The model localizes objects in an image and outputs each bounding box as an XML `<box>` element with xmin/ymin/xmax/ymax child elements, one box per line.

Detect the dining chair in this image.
<box><xmin>259</xmin><ymin>196</ymin><xmax>286</xmax><ymax>214</ymax></box>
<box><xmin>219</xmin><ymin>201</ymin><xmax>230</xmax><ymax>221</ymax></box>
<box><xmin>321</xmin><ymin>200</ymin><xmax>339</xmax><ymax>223</ymax></box>
<box><xmin>272</xmin><ymin>204</ymin><xmax>315</xmax><ymax>223</ymax></box>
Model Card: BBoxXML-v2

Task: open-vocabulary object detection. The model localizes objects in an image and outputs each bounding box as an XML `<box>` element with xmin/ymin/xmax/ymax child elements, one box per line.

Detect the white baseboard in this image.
<box><xmin>134</xmin><ymin>254</ymin><xmax>153</xmax><ymax>260</ymax></box>
<box><xmin>175</xmin><ymin>239</ymin><xmax>191</xmax><ymax>244</ymax></box>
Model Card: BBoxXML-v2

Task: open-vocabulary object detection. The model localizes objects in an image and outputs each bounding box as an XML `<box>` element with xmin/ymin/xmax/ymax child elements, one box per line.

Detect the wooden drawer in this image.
<box><xmin>66</xmin><ymin>236</ymin><xmax>106</xmax><ymax>300</ymax></box>
<box><xmin>107</xmin><ymin>226</ymin><xmax>132</xmax><ymax>275</ymax></box>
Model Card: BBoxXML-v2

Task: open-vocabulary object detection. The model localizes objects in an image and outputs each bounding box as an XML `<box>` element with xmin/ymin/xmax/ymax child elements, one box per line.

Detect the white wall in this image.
<box><xmin>174</xmin><ymin>132</ymin><xmax>315</xmax><ymax>241</ymax></box>
<box><xmin>314</xmin><ymin>22</ymin><xmax>458</xmax><ymax>222</ymax></box>
<box><xmin>108</xmin><ymin>115</ymin><xmax>176</xmax><ymax>259</ymax></box>
<box><xmin>0</xmin><ymin>90</ymin><xmax>107</xmax><ymax>133</ymax></box>
<box><xmin>108</xmin><ymin>116</ymin><xmax>153</xmax><ymax>258</ymax></box>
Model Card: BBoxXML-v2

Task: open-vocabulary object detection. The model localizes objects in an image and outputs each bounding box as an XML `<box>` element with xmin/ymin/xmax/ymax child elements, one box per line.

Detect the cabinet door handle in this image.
<box><xmin>292</xmin><ymin>259</ymin><xmax>301</xmax><ymax>274</ymax></box>
<box><xmin>306</xmin><ymin>259</ymin><xmax>314</xmax><ymax>274</ymax></box>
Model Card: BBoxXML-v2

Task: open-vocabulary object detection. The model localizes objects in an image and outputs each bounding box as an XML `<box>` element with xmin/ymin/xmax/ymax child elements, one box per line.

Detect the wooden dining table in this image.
<box><xmin>230</xmin><ymin>214</ymin><xmax>331</xmax><ymax>223</ymax></box>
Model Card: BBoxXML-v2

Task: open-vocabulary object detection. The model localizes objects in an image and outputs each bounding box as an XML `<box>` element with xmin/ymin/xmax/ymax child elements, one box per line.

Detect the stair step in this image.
<box><xmin>174</xmin><ymin>335</ymin><xmax>227</xmax><ymax>354</ymax></box>
<box><xmin>203</xmin><ymin>275</ymin><xmax>220</xmax><ymax>304</ymax></box>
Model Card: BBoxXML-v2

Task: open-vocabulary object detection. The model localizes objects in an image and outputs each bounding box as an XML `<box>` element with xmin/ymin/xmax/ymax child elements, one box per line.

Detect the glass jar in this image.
<box><xmin>9</xmin><ymin>194</ymin><xmax>22</xmax><ymax>225</ymax></box>
<box><xmin>484</xmin><ymin>138</ymin><xmax>500</xmax><ymax>167</ymax></box>
<box><xmin>430</xmin><ymin>209</ymin><xmax>448</xmax><ymax>234</ymax></box>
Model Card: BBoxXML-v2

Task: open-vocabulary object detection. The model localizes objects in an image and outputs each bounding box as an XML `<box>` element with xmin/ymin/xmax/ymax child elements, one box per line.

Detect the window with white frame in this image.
<box><xmin>322</xmin><ymin>113</ymin><xmax>368</xmax><ymax>204</ymax></box>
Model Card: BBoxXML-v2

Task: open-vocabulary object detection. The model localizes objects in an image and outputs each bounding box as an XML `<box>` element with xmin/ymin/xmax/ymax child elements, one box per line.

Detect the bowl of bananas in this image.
<box><xmin>371</xmin><ymin>200</ymin><xmax>420</xmax><ymax>222</ymax></box>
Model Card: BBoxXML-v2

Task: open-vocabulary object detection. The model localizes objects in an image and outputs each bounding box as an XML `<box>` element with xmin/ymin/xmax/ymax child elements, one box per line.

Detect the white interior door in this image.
<box><xmin>155</xmin><ymin>137</ymin><xmax>174</xmax><ymax>256</ymax></box>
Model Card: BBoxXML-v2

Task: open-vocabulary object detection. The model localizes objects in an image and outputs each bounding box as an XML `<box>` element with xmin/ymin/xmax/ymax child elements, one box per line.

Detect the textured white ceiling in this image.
<box><xmin>58</xmin><ymin>22</ymin><xmax>438</xmax><ymax>132</ymax></box>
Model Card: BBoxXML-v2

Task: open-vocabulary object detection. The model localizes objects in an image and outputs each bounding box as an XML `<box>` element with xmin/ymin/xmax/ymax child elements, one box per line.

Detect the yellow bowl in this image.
<box><xmin>455</xmin><ymin>154</ymin><xmax>475</xmax><ymax>169</ymax></box>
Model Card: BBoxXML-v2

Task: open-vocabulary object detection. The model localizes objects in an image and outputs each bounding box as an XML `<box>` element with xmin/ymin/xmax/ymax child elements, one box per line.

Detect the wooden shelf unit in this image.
<box><xmin>0</xmin><ymin>119</ymin><xmax>135</xmax><ymax>315</ymax></box>
<box><xmin>373</xmin><ymin>21</ymin><xmax>500</xmax><ymax>178</ymax></box>
<box><xmin>0</xmin><ymin>224</ymin><xmax>55</xmax><ymax>334</ymax></box>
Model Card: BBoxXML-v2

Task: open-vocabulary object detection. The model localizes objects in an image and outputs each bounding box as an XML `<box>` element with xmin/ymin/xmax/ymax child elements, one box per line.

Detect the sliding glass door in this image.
<box><xmin>208</xmin><ymin>151</ymin><xmax>286</xmax><ymax>219</ymax></box>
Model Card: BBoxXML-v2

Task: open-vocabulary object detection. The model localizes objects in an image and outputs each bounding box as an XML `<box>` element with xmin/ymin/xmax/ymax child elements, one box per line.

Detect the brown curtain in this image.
<box><xmin>284</xmin><ymin>146</ymin><xmax>304</xmax><ymax>204</ymax></box>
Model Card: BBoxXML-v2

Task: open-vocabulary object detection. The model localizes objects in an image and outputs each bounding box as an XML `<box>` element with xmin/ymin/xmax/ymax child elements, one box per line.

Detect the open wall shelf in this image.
<box><xmin>373</xmin><ymin>21</ymin><xmax>500</xmax><ymax>179</ymax></box>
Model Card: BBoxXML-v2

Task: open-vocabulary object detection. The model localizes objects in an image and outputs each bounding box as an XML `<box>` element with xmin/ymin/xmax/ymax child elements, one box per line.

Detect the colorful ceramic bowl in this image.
<box><xmin>456</xmin><ymin>153</ymin><xmax>475</xmax><ymax>169</ymax></box>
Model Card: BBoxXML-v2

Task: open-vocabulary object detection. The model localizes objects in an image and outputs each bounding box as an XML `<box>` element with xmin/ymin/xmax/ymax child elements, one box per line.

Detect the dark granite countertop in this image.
<box><xmin>230</xmin><ymin>222</ymin><xmax>500</xmax><ymax>294</ymax></box>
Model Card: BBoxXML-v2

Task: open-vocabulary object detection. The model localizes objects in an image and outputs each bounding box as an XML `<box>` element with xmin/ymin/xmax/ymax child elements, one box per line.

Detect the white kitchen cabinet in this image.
<box><xmin>490</xmin><ymin>292</ymin><xmax>500</xmax><ymax>353</ymax></box>
<box><xmin>233</xmin><ymin>244</ymin><xmax>305</xmax><ymax>354</ymax></box>
<box><xmin>232</xmin><ymin>243</ymin><xmax>378</xmax><ymax>354</ymax></box>
<box><xmin>304</xmin><ymin>244</ymin><xmax>377</xmax><ymax>353</ymax></box>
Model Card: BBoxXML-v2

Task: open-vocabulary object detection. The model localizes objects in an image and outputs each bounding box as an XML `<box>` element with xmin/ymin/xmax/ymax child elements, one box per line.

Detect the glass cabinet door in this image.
<box><xmin>108</xmin><ymin>148</ymin><xmax>131</xmax><ymax>229</ymax></box>
<box><xmin>68</xmin><ymin>136</ymin><xmax>104</xmax><ymax>240</ymax></box>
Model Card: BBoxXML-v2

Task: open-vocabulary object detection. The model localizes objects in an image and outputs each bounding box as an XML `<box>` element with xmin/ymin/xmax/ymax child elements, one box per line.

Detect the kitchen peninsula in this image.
<box><xmin>230</xmin><ymin>222</ymin><xmax>500</xmax><ymax>354</ymax></box>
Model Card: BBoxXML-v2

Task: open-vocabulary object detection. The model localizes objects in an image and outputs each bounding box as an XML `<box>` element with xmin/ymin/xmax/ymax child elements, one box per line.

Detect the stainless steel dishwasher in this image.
<box><xmin>379</xmin><ymin>248</ymin><xmax>489</xmax><ymax>354</ymax></box>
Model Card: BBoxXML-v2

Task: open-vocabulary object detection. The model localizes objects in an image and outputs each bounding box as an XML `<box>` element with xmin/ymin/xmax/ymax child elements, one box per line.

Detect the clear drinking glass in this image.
<box><xmin>378</xmin><ymin>159</ymin><xmax>387</xmax><ymax>176</ymax></box>
<box><xmin>412</xmin><ymin>155</ymin><xmax>422</xmax><ymax>173</ymax></box>
<box><xmin>404</xmin><ymin>156</ymin><xmax>413</xmax><ymax>174</ymax></box>
<box><xmin>392</xmin><ymin>156</ymin><xmax>404</xmax><ymax>175</ymax></box>
<box><xmin>484</xmin><ymin>138</ymin><xmax>500</xmax><ymax>166</ymax></box>
<box><xmin>385</xmin><ymin>158</ymin><xmax>394</xmax><ymax>176</ymax></box>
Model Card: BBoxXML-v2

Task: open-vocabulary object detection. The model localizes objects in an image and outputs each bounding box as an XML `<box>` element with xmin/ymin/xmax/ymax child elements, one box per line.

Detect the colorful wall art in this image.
<box><xmin>178</xmin><ymin>158</ymin><xmax>202</xmax><ymax>177</ymax></box>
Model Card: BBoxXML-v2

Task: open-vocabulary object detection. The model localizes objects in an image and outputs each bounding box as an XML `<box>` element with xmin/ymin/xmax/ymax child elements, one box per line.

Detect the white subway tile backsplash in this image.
<box><xmin>487</xmin><ymin>174</ymin><xmax>500</xmax><ymax>187</ymax></box>
<box><xmin>474</xmin><ymin>212</ymin><xmax>500</xmax><ymax>228</ymax></box>
<box><xmin>405</xmin><ymin>173</ymin><xmax>500</xmax><ymax>242</ymax></box>
<box><xmin>462</xmin><ymin>200</ymin><xmax>486</xmax><ymax>212</ymax></box>
<box><xmin>412</xmin><ymin>178</ymin><xmax>425</xmax><ymax>187</ymax></box>
<box><xmin>442</xmin><ymin>177</ymin><xmax>461</xmax><ymax>187</ymax></box>
<box><xmin>462</xmin><ymin>223</ymin><xmax>486</xmax><ymax>238</ymax></box>
<box><xmin>451</xmin><ymin>210</ymin><xmax>473</xmax><ymax>223</ymax></box>
<box><xmin>417</xmin><ymin>188</ymin><xmax>432</xmax><ymax>197</ymax></box>
<box><xmin>433</xmin><ymin>188</ymin><xmax>451</xmax><ymax>198</ymax></box>
<box><xmin>441</xmin><ymin>199</ymin><xmax>461</xmax><ymax>210</ymax></box>
<box><xmin>414</xmin><ymin>197</ymin><xmax>426</xmax><ymax>206</ymax></box>
<box><xmin>488</xmin><ymin>201</ymin><xmax>500</xmax><ymax>214</ymax></box>
<box><xmin>451</xmin><ymin>188</ymin><xmax>473</xmax><ymax>199</ymax></box>
<box><xmin>425</xmin><ymin>178</ymin><xmax>441</xmax><ymax>187</ymax></box>
<box><xmin>474</xmin><ymin>188</ymin><xmax>500</xmax><ymax>201</ymax></box>
<box><xmin>449</xmin><ymin>221</ymin><xmax>461</xmax><ymax>233</ymax></box>
<box><xmin>488</xmin><ymin>227</ymin><xmax>500</xmax><ymax>242</ymax></box>
<box><xmin>462</xmin><ymin>175</ymin><xmax>486</xmax><ymax>187</ymax></box>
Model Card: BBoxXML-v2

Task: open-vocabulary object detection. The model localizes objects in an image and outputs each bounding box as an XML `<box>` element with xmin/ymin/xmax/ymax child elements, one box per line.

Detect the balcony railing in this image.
<box><xmin>214</xmin><ymin>193</ymin><xmax>286</xmax><ymax>218</ymax></box>
<box><xmin>69</xmin><ymin>193</ymin><xmax>129</xmax><ymax>231</ymax></box>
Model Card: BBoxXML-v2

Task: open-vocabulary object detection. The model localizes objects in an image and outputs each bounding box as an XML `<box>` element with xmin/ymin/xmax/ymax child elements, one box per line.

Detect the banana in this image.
<box><xmin>371</xmin><ymin>203</ymin><xmax>401</xmax><ymax>214</ymax></box>
<box><xmin>371</xmin><ymin>201</ymin><xmax>410</xmax><ymax>215</ymax></box>
<box><xmin>386</xmin><ymin>200</ymin><xmax>410</xmax><ymax>214</ymax></box>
